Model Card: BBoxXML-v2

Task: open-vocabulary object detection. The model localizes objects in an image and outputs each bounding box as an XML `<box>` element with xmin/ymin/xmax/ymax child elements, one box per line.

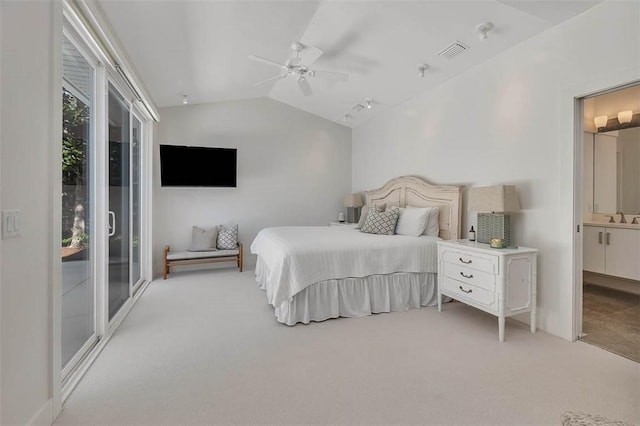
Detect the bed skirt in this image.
<box><xmin>255</xmin><ymin>256</ymin><xmax>440</xmax><ymax>325</ymax></box>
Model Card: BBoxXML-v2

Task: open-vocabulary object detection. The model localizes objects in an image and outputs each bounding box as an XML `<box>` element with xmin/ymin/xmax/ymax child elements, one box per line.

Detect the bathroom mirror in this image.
<box><xmin>592</xmin><ymin>127</ymin><xmax>640</xmax><ymax>215</ymax></box>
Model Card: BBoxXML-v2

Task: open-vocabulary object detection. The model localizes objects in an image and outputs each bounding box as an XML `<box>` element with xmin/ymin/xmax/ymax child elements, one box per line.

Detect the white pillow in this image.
<box><xmin>407</xmin><ymin>205</ymin><xmax>439</xmax><ymax>236</ymax></box>
<box><xmin>395</xmin><ymin>207</ymin><xmax>430</xmax><ymax>237</ymax></box>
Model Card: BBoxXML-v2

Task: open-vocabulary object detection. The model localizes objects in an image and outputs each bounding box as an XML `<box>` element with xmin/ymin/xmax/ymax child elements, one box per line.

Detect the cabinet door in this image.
<box><xmin>584</xmin><ymin>226</ymin><xmax>605</xmax><ymax>274</ymax></box>
<box><xmin>605</xmin><ymin>228</ymin><xmax>640</xmax><ymax>280</ymax></box>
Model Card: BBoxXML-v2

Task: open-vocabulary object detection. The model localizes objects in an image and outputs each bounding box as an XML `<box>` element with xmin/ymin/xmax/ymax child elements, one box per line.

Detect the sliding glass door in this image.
<box><xmin>108</xmin><ymin>84</ymin><xmax>131</xmax><ymax>320</ymax></box>
<box><xmin>61</xmin><ymin>29</ymin><xmax>149</xmax><ymax>378</ymax></box>
<box><xmin>61</xmin><ymin>34</ymin><xmax>97</xmax><ymax>371</ymax></box>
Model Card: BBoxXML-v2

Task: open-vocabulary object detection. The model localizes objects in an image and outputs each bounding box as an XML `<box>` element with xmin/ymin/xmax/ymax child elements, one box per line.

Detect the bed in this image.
<box><xmin>251</xmin><ymin>176</ymin><xmax>462</xmax><ymax>325</ymax></box>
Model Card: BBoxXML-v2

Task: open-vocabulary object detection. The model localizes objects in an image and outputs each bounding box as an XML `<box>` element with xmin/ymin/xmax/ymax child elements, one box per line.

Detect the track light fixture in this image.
<box><xmin>365</xmin><ymin>98</ymin><xmax>373</xmax><ymax>109</ymax></box>
<box><xmin>477</xmin><ymin>22</ymin><xmax>494</xmax><ymax>40</ymax></box>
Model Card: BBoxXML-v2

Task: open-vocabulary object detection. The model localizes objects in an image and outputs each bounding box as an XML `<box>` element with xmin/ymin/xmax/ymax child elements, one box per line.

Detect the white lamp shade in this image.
<box><xmin>617</xmin><ymin>110</ymin><xmax>633</xmax><ymax>124</ymax></box>
<box><xmin>343</xmin><ymin>193</ymin><xmax>363</xmax><ymax>208</ymax></box>
<box><xmin>594</xmin><ymin>115</ymin><xmax>608</xmax><ymax>129</ymax></box>
<box><xmin>468</xmin><ymin>185</ymin><xmax>520</xmax><ymax>213</ymax></box>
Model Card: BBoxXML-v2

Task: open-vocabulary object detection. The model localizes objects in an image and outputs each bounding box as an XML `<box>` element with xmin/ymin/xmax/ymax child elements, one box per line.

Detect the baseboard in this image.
<box><xmin>584</xmin><ymin>272</ymin><xmax>640</xmax><ymax>295</ymax></box>
<box><xmin>27</xmin><ymin>398</ymin><xmax>53</xmax><ymax>426</ymax></box>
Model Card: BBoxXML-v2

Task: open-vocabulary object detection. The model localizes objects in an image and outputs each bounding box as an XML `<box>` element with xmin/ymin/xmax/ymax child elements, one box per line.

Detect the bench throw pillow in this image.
<box><xmin>360</xmin><ymin>207</ymin><xmax>399</xmax><ymax>235</ymax></box>
<box><xmin>188</xmin><ymin>226</ymin><xmax>218</xmax><ymax>252</ymax></box>
<box><xmin>217</xmin><ymin>224</ymin><xmax>239</xmax><ymax>250</ymax></box>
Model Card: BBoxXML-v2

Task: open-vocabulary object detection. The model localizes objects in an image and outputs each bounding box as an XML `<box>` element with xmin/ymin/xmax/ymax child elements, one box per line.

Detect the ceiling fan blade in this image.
<box><xmin>298</xmin><ymin>46</ymin><xmax>323</xmax><ymax>67</ymax></box>
<box><xmin>253</xmin><ymin>74</ymin><xmax>287</xmax><ymax>86</ymax></box>
<box><xmin>297</xmin><ymin>77</ymin><xmax>312</xmax><ymax>96</ymax></box>
<box><xmin>248</xmin><ymin>55</ymin><xmax>287</xmax><ymax>69</ymax></box>
<box><xmin>311</xmin><ymin>69</ymin><xmax>349</xmax><ymax>82</ymax></box>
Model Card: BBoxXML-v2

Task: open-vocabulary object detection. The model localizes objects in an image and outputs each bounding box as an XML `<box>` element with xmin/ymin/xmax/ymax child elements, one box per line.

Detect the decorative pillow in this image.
<box><xmin>395</xmin><ymin>207</ymin><xmax>430</xmax><ymax>237</ymax></box>
<box><xmin>217</xmin><ymin>224</ymin><xmax>238</xmax><ymax>249</ymax></box>
<box><xmin>360</xmin><ymin>207</ymin><xmax>399</xmax><ymax>235</ymax></box>
<box><xmin>356</xmin><ymin>203</ymin><xmax>385</xmax><ymax>229</ymax></box>
<box><xmin>408</xmin><ymin>205</ymin><xmax>440</xmax><ymax>236</ymax></box>
<box><xmin>188</xmin><ymin>226</ymin><xmax>218</xmax><ymax>252</ymax></box>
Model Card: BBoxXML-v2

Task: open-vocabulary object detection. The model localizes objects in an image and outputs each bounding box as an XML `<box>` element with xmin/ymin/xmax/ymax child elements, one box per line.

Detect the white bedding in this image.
<box><xmin>250</xmin><ymin>225</ymin><xmax>439</xmax><ymax>308</ymax></box>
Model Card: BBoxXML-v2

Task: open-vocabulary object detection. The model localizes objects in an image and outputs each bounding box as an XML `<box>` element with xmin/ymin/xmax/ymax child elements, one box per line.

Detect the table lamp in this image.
<box><xmin>343</xmin><ymin>193</ymin><xmax>364</xmax><ymax>223</ymax></box>
<box><xmin>468</xmin><ymin>185</ymin><xmax>520</xmax><ymax>247</ymax></box>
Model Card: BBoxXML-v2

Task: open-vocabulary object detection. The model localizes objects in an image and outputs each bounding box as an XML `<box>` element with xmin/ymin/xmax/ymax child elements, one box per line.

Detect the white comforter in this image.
<box><xmin>250</xmin><ymin>226</ymin><xmax>439</xmax><ymax>307</ymax></box>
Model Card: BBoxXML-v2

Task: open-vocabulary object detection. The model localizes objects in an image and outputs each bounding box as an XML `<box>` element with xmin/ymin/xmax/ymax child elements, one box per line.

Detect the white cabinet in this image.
<box><xmin>437</xmin><ymin>240</ymin><xmax>538</xmax><ymax>342</ymax></box>
<box><xmin>583</xmin><ymin>225</ymin><xmax>640</xmax><ymax>280</ymax></box>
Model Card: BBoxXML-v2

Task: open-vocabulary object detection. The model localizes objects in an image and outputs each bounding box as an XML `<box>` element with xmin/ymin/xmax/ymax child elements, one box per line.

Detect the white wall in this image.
<box><xmin>1</xmin><ymin>1</ymin><xmax>61</xmax><ymax>424</ymax></box>
<box><xmin>154</xmin><ymin>98</ymin><xmax>352</xmax><ymax>274</ymax></box>
<box><xmin>352</xmin><ymin>1</ymin><xmax>640</xmax><ymax>340</ymax></box>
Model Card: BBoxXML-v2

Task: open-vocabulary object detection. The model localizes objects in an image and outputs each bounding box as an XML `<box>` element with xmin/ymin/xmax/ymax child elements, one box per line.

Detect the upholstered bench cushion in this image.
<box><xmin>166</xmin><ymin>249</ymin><xmax>239</xmax><ymax>261</ymax></box>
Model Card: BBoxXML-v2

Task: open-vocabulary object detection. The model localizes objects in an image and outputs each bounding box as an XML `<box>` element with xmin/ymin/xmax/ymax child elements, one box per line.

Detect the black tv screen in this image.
<box><xmin>160</xmin><ymin>145</ymin><xmax>237</xmax><ymax>187</ymax></box>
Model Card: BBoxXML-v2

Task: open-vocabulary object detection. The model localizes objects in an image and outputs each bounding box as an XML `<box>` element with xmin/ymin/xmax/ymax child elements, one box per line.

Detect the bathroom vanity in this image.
<box><xmin>583</xmin><ymin>221</ymin><xmax>640</xmax><ymax>281</ymax></box>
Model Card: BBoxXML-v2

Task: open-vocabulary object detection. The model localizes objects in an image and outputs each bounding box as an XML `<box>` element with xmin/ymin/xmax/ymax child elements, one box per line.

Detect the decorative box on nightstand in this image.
<box><xmin>437</xmin><ymin>240</ymin><xmax>538</xmax><ymax>342</ymax></box>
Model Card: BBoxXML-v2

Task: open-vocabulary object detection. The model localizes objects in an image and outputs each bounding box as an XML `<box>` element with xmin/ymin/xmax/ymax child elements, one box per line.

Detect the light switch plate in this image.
<box><xmin>2</xmin><ymin>209</ymin><xmax>21</xmax><ymax>239</ymax></box>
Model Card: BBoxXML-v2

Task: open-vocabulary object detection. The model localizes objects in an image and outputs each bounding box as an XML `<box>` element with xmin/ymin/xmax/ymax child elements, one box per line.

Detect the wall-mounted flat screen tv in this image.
<box><xmin>160</xmin><ymin>145</ymin><xmax>237</xmax><ymax>187</ymax></box>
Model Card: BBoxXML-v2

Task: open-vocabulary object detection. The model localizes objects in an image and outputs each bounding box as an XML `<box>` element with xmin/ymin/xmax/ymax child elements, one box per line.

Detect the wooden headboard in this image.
<box><xmin>365</xmin><ymin>176</ymin><xmax>463</xmax><ymax>240</ymax></box>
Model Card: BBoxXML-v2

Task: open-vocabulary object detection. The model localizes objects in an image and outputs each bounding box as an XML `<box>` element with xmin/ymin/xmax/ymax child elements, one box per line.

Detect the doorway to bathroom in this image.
<box><xmin>577</xmin><ymin>82</ymin><xmax>640</xmax><ymax>362</ymax></box>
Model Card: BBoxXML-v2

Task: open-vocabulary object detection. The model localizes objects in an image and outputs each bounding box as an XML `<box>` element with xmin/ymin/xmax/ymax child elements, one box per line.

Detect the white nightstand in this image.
<box><xmin>437</xmin><ymin>240</ymin><xmax>538</xmax><ymax>342</ymax></box>
<box><xmin>329</xmin><ymin>221</ymin><xmax>353</xmax><ymax>226</ymax></box>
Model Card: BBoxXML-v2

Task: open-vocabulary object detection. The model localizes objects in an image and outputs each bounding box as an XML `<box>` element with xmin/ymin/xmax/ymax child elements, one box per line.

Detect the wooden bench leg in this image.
<box><xmin>238</xmin><ymin>242</ymin><xmax>243</xmax><ymax>272</ymax></box>
<box><xmin>163</xmin><ymin>245</ymin><xmax>170</xmax><ymax>279</ymax></box>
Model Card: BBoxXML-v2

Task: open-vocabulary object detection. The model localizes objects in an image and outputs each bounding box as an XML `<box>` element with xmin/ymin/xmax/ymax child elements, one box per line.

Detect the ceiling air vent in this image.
<box><xmin>437</xmin><ymin>41</ymin><xmax>469</xmax><ymax>59</ymax></box>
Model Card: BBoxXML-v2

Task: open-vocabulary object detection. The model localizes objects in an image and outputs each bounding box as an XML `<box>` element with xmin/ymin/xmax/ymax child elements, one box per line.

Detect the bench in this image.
<box><xmin>163</xmin><ymin>242</ymin><xmax>243</xmax><ymax>279</ymax></box>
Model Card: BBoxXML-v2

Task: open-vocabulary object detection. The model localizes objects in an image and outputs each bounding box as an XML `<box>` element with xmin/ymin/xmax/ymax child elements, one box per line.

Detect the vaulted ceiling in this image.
<box><xmin>99</xmin><ymin>0</ymin><xmax>601</xmax><ymax>127</ymax></box>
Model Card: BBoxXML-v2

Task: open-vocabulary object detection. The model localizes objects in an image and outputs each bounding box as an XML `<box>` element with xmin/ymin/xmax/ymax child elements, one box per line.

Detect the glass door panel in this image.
<box><xmin>61</xmin><ymin>35</ymin><xmax>95</xmax><ymax>369</ymax></box>
<box><xmin>108</xmin><ymin>84</ymin><xmax>130</xmax><ymax>320</ymax></box>
<box><xmin>131</xmin><ymin>115</ymin><xmax>142</xmax><ymax>290</ymax></box>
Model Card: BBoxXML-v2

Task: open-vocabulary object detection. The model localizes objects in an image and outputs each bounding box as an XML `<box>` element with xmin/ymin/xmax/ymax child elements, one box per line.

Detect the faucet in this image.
<box><xmin>632</xmin><ymin>217</ymin><xmax>639</xmax><ymax>225</ymax></box>
<box><xmin>617</xmin><ymin>211</ymin><xmax>627</xmax><ymax>224</ymax></box>
<box><xmin>605</xmin><ymin>215</ymin><xmax>615</xmax><ymax>223</ymax></box>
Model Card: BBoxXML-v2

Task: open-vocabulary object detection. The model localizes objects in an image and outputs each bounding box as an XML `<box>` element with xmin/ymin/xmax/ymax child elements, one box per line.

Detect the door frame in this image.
<box><xmin>570</xmin><ymin>73</ymin><xmax>640</xmax><ymax>341</ymax></box>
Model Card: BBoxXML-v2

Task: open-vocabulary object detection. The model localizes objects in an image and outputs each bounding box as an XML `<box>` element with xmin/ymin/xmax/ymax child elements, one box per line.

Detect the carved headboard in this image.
<box><xmin>365</xmin><ymin>176</ymin><xmax>463</xmax><ymax>240</ymax></box>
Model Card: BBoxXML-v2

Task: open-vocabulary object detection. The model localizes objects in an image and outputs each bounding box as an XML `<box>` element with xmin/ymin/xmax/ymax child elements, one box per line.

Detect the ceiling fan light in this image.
<box><xmin>618</xmin><ymin>110</ymin><xmax>633</xmax><ymax>124</ymax></box>
<box><xmin>594</xmin><ymin>115</ymin><xmax>608</xmax><ymax>129</ymax></box>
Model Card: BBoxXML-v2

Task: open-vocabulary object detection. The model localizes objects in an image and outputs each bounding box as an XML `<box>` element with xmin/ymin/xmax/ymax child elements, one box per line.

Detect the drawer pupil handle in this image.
<box><xmin>460</xmin><ymin>272</ymin><xmax>473</xmax><ymax>279</ymax></box>
<box><xmin>459</xmin><ymin>286</ymin><xmax>473</xmax><ymax>294</ymax></box>
<box><xmin>459</xmin><ymin>257</ymin><xmax>472</xmax><ymax>264</ymax></box>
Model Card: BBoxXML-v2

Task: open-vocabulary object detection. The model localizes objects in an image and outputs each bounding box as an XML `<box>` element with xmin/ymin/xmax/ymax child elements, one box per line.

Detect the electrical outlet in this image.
<box><xmin>2</xmin><ymin>210</ymin><xmax>21</xmax><ymax>239</ymax></box>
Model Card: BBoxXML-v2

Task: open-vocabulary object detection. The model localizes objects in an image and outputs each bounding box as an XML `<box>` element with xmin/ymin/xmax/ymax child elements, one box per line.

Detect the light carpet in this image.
<box><xmin>55</xmin><ymin>269</ymin><xmax>640</xmax><ymax>426</ymax></box>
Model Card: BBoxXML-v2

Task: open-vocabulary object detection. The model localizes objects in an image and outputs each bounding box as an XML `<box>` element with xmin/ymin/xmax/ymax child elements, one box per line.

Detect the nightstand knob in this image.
<box><xmin>460</xmin><ymin>272</ymin><xmax>473</xmax><ymax>279</ymax></box>
<box><xmin>459</xmin><ymin>286</ymin><xmax>473</xmax><ymax>294</ymax></box>
<box><xmin>459</xmin><ymin>257</ymin><xmax>472</xmax><ymax>264</ymax></box>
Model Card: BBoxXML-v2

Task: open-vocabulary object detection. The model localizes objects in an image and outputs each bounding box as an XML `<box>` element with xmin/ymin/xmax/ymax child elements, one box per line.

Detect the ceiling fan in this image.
<box><xmin>249</xmin><ymin>42</ymin><xmax>349</xmax><ymax>96</ymax></box>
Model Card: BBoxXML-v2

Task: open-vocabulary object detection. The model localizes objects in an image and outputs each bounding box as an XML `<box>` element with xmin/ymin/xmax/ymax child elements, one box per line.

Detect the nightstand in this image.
<box><xmin>437</xmin><ymin>240</ymin><xmax>538</xmax><ymax>342</ymax></box>
<box><xmin>329</xmin><ymin>221</ymin><xmax>352</xmax><ymax>226</ymax></box>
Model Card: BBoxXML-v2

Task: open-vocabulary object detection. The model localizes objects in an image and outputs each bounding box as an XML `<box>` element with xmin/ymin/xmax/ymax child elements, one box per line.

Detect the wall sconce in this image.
<box><xmin>594</xmin><ymin>115</ymin><xmax>608</xmax><ymax>129</ymax></box>
<box><xmin>618</xmin><ymin>110</ymin><xmax>633</xmax><ymax>124</ymax></box>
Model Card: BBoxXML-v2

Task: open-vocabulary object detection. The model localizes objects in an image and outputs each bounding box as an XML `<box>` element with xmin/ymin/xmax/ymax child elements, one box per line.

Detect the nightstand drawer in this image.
<box><xmin>442</xmin><ymin>262</ymin><xmax>495</xmax><ymax>291</ymax></box>
<box><xmin>441</xmin><ymin>249</ymin><xmax>498</xmax><ymax>274</ymax></box>
<box><xmin>441</xmin><ymin>277</ymin><xmax>496</xmax><ymax>308</ymax></box>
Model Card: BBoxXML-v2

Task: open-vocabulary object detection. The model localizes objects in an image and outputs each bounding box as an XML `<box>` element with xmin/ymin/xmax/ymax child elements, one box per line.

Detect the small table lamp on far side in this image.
<box><xmin>468</xmin><ymin>185</ymin><xmax>520</xmax><ymax>247</ymax></box>
<box><xmin>344</xmin><ymin>193</ymin><xmax>364</xmax><ymax>223</ymax></box>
